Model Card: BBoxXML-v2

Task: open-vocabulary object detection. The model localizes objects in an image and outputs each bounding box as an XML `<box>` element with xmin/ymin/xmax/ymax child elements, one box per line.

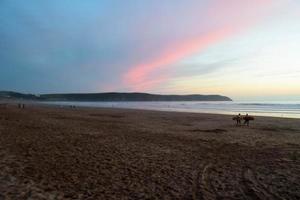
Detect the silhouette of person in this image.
<box><xmin>244</xmin><ymin>113</ymin><xmax>250</xmax><ymax>126</ymax></box>
<box><xmin>236</xmin><ymin>113</ymin><xmax>242</xmax><ymax>126</ymax></box>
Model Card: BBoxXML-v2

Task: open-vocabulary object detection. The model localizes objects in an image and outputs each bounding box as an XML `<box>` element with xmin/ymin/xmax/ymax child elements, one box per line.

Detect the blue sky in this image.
<box><xmin>0</xmin><ymin>0</ymin><xmax>299</xmax><ymax>100</ymax></box>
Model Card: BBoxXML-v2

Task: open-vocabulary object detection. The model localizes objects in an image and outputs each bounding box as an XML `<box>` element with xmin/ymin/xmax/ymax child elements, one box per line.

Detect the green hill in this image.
<box><xmin>0</xmin><ymin>91</ymin><xmax>232</xmax><ymax>101</ymax></box>
<box><xmin>41</xmin><ymin>92</ymin><xmax>232</xmax><ymax>101</ymax></box>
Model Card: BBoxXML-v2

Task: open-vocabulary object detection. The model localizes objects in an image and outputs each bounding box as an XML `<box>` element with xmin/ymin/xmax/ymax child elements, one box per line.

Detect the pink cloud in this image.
<box><xmin>124</xmin><ymin>27</ymin><xmax>234</xmax><ymax>90</ymax></box>
<box><xmin>123</xmin><ymin>0</ymin><xmax>284</xmax><ymax>91</ymax></box>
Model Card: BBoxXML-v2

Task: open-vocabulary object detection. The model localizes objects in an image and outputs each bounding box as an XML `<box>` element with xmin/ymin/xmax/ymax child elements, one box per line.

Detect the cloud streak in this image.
<box><xmin>124</xmin><ymin>27</ymin><xmax>234</xmax><ymax>90</ymax></box>
<box><xmin>123</xmin><ymin>0</ymin><xmax>282</xmax><ymax>91</ymax></box>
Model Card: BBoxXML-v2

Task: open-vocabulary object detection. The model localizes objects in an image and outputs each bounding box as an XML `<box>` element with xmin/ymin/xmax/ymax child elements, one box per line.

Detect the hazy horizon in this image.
<box><xmin>1</xmin><ymin>0</ymin><xmax>299</xmax><ymax>101</ymax></box>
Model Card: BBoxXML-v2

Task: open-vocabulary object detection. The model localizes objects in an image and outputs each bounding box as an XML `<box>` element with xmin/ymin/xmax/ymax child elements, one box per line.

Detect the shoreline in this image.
<box><xmin>2</xmin><ymin>99</ymin><xmax>300</xmax><ymax>120</ymax></box>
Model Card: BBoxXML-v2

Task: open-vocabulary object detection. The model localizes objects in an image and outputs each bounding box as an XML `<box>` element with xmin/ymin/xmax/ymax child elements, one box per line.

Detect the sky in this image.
<box><xmin>0</xmin><ymin>0</ymin><xmax>299</xmax><ymax>100</ymax></box>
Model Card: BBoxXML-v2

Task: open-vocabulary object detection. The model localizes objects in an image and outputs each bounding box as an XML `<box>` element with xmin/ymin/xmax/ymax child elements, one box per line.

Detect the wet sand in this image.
<box><xmin>0</xmin><ymin>104</ymin><xmax>300</xmax><ymax>199</ymax></box>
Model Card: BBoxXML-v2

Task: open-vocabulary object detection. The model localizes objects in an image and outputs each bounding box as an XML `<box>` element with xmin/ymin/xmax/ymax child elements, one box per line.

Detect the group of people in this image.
<box><xmin>234</xmin><ymin>113</ymin><xmax>251</xmax><ymax>126</ymax></box>
<box><xmin>18</xmin><ymin>103</ymin><xmax>25</xmax><ymax>109</ymax></box>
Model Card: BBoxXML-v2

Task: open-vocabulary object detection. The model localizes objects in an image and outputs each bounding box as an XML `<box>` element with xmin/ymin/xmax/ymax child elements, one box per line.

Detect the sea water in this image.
<box><xmin>41</xmin><ymin>101</ymin><xmax>300</xmax><ymax>119</ymax></box>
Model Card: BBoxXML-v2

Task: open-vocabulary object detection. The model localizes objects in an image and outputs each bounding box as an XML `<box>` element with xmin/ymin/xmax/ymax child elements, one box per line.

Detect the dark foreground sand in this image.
<box><xmin>0</xmin><ymin>104</ymin><xmax>299</xmax><ymax>199</ymax></box>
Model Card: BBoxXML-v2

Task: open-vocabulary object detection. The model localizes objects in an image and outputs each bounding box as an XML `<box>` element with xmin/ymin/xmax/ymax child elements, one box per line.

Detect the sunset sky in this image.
<box><xmin>1</xmin><ymin>0</ymin><xmax>299</xmax><ymax>100</ymax></box>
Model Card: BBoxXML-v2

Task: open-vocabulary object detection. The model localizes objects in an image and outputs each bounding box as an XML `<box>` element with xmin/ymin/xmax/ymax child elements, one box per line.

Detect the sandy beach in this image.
<box><xmin>0</xmin><ymin>104</ymin><xmax>299</xmax><ymax>199</ymax></box>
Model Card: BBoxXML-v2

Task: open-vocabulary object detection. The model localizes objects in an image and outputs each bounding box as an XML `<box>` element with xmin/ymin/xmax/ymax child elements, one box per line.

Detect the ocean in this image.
<box><xmin>42</xmin><ymin>101</ymin><xmax>300</xmax><ymax>119</ymax></box>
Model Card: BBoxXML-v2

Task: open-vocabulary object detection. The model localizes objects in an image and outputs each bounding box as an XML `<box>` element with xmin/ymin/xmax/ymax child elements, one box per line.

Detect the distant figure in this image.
<box><xmin>237</xmin><ymin>113</ymin><xmax>242</xmax><ymax>125</ymax></box>
<box><xmin>233</xmin><ymin>113</ymin><xmax>242</xmax><ymax>126</ymax></box>
<box><xmin>18</xmin><ymin>103</ymin><xmax>25</xmax><ymax>109</ymax></box>
<box><xmin>244</xmin><ymin>113</ymin><xmax>250</xmax><ymax>126</ymax></box>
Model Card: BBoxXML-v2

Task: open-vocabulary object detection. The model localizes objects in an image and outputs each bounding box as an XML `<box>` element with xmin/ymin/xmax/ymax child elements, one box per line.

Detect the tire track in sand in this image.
<box><xmin>192</xmin><ymin>167</ymin><xmax>203</xmax><ymax>200</ymax></box>
<box><xmin>241</xmin><ymin>167</ymin><xmax>283</xmax><ymax>200</ymax></box>
<box><xmin>192</xmin><ymin>163</ymin><xmax>220</xmax><ymax>200</ymax></box>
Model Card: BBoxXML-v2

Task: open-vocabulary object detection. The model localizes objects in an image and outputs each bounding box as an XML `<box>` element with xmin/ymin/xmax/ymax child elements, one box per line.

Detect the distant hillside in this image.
<box><xmin>0</xmin><ymin>91</ymin><xmax>232</xmax><ymax>101</ymax></box>
<box><xmin>0</xmin><ymin>91</ymin><xmax>40</xmax><ymax>100</ymax></box>
<box><xmin>40</xmin><ymin>92</ymin><xmax>232</xmax><ymax>101</ymax></box>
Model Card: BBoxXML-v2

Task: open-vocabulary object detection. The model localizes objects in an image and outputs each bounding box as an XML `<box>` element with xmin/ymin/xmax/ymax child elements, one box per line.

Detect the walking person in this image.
<box><xmin>244</xmin><ymin>113</ymin><xmax>250</xmax><ymax>126</ymax></box>
<box><xmin>233</xmin><ymin>113</ymin><xmax>242</xmax><ymax>126</ymax></box>
<box><xmin>236</xmin><ymin>113</ymin><xmax>242</xmax><ymax>126</ymax></box>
